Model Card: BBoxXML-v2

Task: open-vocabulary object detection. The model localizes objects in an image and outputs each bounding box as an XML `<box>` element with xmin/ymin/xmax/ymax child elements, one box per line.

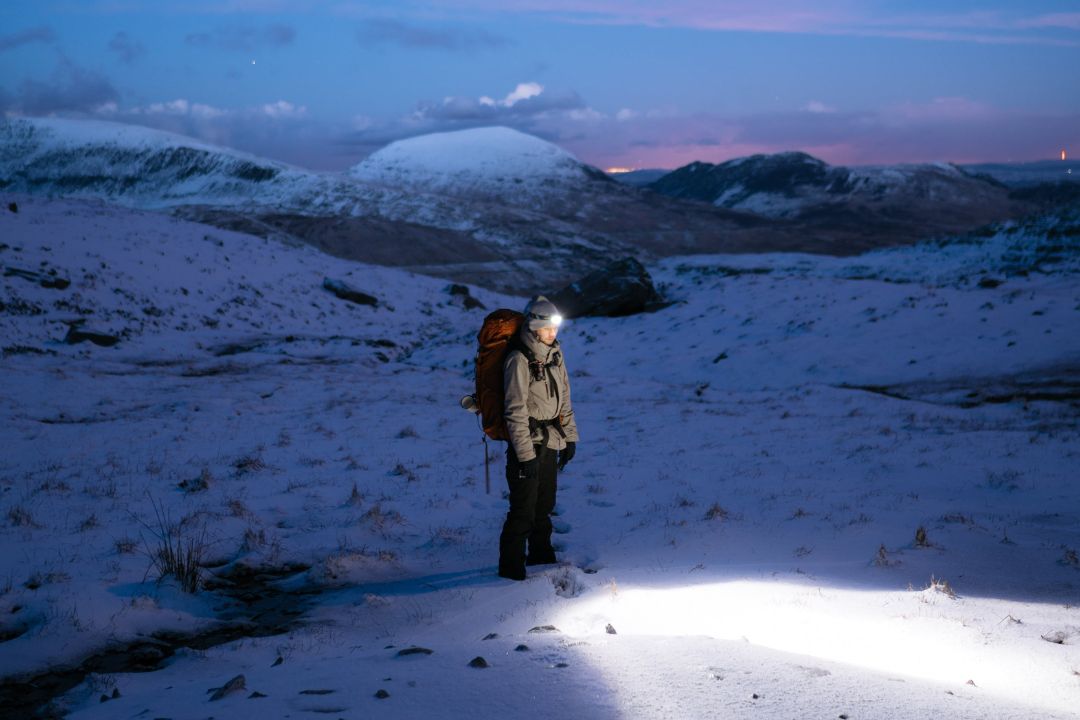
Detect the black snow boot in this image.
<box><xmin>526</xmin><ymin>548</ymin><xmax>557</xmax><ymax>566</ymax></box>
<box><xmin>498</xmin><ymin>564</ymin><xmax>526</xmax><ymax>581</ymax></box>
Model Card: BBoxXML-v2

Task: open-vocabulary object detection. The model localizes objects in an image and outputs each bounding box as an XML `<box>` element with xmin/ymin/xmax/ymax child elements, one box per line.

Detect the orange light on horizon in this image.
<box><xmin>605</xmin><ymin>167</ymin><xmax>635</xmax><ymax>174</ymax></box>
<box><xmin>1062</xmin><ymin>149</ymin><xmax>1067</xmax><ymax>161</ymax></box>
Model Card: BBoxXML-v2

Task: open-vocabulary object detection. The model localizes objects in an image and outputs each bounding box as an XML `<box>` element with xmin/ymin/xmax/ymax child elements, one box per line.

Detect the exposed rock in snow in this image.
<box><xmin>549</xmin><ymin>256</ymin><xmax>663</xmax><ymax>318</ymax></box>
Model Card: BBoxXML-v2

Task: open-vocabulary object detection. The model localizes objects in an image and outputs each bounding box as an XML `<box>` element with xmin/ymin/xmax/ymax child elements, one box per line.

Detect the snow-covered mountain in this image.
<box><xmin>2</xmin><ymin>195</ymin><xmax>1079</xmax><ymax>719</ymax></box>
<box><xmin>350</xmin><ymin>126</ymin><xmax>611</xmax><ymax>201</ymax></box>
<box><xmin>0</xmin><ymin>117</ymin><xmax>367</xmax><ymax>214</ymax></box>
<box><xmin>649</xmin><ymin>151</ymin><xmax>1017</xmax><ymax>220</ymax></box>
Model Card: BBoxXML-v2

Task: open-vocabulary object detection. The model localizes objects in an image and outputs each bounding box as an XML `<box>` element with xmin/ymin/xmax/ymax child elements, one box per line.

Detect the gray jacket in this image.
<box><xmin>503</xmin><ymin>327</ymin><xmax>579</xmax><ymax>462</ymax></box>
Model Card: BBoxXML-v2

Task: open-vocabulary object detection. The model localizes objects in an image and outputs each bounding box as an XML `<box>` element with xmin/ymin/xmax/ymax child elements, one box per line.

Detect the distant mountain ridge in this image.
<box><xmin>0</xmin><ymin>117</ymin><xmax>1041</xmax><ymax>293</ymax></box>
<box><xmin>647</xmin><ymin>151</ymin><xmax>1009</xmax><ymax>220</ymax></box>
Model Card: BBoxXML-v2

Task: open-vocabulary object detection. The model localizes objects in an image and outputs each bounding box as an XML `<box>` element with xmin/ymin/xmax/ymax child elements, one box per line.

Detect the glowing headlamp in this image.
<box><xmin>528</xmin><ymin>312</ymin><xmax>563</xmax><ymax>328</ymax></box>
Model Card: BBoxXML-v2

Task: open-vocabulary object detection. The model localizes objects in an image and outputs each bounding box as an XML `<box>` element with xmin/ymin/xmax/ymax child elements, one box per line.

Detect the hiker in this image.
<box><xmin>498</xmin><ymin>296</ymin><xmax>579</xmax><ymax>581</ymax></box>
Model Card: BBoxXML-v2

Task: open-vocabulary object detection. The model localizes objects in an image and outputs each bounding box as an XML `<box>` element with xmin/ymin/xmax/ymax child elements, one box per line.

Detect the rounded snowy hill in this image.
<box><xmin>349</xmin><ymin>126</ymin><xmax>606</xmax><ymax>198</ymax></box>
<box><xmin>0</xmin><ymin>116</ymin><xmax>351</xmax><ymax>211</ymax></box>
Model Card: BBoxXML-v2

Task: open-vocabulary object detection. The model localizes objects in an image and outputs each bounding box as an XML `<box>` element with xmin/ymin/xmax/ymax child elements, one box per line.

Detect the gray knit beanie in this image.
<box><xmin>524</xmin><ymin>295</ymin><xmax>562</xmax><ymax>332</ymax></box>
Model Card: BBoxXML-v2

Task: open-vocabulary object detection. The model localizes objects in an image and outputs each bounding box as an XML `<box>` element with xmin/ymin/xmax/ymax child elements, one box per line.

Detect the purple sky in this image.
<box><xmin>2</xmin><ymin>1</ymin><xmax>1078</xmax><ymax>170</ymax></box>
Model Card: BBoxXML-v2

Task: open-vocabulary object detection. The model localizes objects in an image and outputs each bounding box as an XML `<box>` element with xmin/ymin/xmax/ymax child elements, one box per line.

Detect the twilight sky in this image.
<box><xmin>2</xmin><ymin>1</ymin><xmax>1078</xmax><ymax>171</ymax></box>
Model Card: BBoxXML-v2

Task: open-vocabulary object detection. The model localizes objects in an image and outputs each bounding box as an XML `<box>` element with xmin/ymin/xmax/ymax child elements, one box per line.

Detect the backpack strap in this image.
<box><xmin>529</xmin><ymin>416</ymin><xmax>567</xmax><ymax>441</ymax></box>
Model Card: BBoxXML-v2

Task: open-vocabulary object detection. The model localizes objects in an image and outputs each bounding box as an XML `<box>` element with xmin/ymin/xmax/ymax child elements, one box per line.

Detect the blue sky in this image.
<box><xmin>2</xmin><ymin>1</ymin><xmax>1078</xmax><ymax>170</ymax></box>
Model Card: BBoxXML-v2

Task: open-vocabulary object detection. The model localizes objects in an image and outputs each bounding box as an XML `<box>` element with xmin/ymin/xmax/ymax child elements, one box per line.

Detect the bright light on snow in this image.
<box><xmin>555</xmin><ymin>580</ymin><xmax>1078</xmax><ymax>716</ymax></box>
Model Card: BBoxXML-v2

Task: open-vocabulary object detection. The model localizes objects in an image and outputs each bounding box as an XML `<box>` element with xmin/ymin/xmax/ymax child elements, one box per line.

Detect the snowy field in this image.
<box><xmin>1</xmin><ymin>195</ymin><xmax>1079</xmax><ymax>719</ymax></box>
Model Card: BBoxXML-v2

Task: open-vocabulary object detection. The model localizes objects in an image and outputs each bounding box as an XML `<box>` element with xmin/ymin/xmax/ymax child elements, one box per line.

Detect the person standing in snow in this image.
<box><xmin>498</xmin><ymin>296</ymin><xmax>579</xmax><ymax>581</ymax></box>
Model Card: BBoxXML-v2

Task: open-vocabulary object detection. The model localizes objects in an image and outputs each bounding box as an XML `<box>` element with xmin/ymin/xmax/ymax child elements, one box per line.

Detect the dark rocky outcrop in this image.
<box><xmin>63</xmin><ymin>324</ymin><xmax>120</xmax><ymax>347</ymax></box>
<box><xmin>4</xmin><ymin>266</ymin><xmax>70</xmax><ymax>289</ymax></box>
<box><xmin>550</xmin><ymin>257</ymin><xmax>663</xmax><ymax>318</ymax></box>
<box><xmin>446</xmin><ymin>283</ymin><xmax>486</xmax><ymax>310</ymax></box>
<box><xmin>322</xmin><ymin>277</ymin><xmax>378</xmax><ymax>307</ymax></box>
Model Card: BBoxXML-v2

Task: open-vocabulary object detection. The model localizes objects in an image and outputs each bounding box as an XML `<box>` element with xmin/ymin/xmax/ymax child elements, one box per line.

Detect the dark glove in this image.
<box><xmin>519</xmin><ymin>458</ymin><xmax>539</xmax><ymax>481</ymax></box>
<box><xmin>557</xmin><ymin>442</ymin><xmax>576</xmax><ymax>471</ymax></box>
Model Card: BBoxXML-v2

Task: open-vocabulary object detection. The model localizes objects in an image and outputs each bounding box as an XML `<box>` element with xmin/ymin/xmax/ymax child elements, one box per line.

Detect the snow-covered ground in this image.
<box><xmin>1</xmin><ymin>195</ymin><xmax>1079</xmax><ymax>719</ymax></box>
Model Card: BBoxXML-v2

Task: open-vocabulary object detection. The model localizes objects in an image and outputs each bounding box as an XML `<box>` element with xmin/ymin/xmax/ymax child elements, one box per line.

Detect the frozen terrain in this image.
<box><xmin>1</xmin><ymin>195</ymin><xmax>1079</xmax><ymax>719</ymax></box>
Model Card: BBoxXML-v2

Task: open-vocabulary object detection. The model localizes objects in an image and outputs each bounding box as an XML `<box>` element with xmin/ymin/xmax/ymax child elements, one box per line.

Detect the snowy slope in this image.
<box><xmin>2</xmin><ymin>196</ymin><xmax>1080</xmax><ymax>719</ymax></box>
<box><xmin>349</xmin><ymin>126</ymin><xmax>606</xmax><ymax>200</ymax></box>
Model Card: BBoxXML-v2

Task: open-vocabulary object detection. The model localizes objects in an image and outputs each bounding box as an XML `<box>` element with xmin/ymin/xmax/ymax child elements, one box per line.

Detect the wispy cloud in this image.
<box><xmin>107</xmin><ymin>31</ymin><xmax>146</xmax><ymax>64</ymax></box>
<box><xmin>0</xmin><ymin>26</ymin><xmax>56</xmax><ymax>53</ymax></box>
<box><xmin>8</xmin><ymin>58</ymin><xmax>120</xmax><ymax>115</ymax></box>
<box><xmin>355</xmin><ymin>18</ymin><xmax>509</xmax><ymax>51</ymax></box>
<box><xmin>410</xmin><ymin>0</ymin><xmax>1080</xmax><ymax>47</ymax></box>
<box><xmin>412</xmin><ymin>82</ymin><xmax>587</xmax><ymax>123</ymax></box>
<box><xmin>1017</xmin><ymin>12</ymin><xmax>1080</xmax><ymax>31</ymax></box>
<box><xmin>82</xmin><ymin>95</ymin><xmax>322</xmax><ymax>166</ymax></box>
<box><xmin>185</xmin><ymin>24</ymin><xmax>296</xmax><ymax>52</ymax></box>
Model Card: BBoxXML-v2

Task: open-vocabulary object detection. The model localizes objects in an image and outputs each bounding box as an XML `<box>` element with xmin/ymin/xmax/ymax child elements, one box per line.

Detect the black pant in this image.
<box><xmin>499</xmin><ymin>444</ymin><xmax>558</xmax><ymax>574</ymax></box>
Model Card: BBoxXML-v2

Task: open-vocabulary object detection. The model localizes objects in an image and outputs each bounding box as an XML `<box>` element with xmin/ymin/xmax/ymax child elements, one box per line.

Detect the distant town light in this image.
<box><xmin>606</xmin><ymin>167</ymin><xmax>635</xmax><ymax>174</ymax></box>
<box><xmin>1062</xmin><ymin>149</ymin><xmax>1067</xmax><ymax>161</ymax></box>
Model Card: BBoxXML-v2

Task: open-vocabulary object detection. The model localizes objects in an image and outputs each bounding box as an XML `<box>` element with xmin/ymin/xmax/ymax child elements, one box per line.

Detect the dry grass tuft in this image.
<box><xmin>927</xmin><ymin>575</ymin><xmax>958</xmax><ymax>599</ymax></box>
<box><xmin>141</xmin><ymin>497</ymin><xmax>205</xmax><ymax>593</ymax></box>
<box><xmin>704</xmin><ymin>503</ymin><xmax>728</xmax><ymax>521</ymax></box>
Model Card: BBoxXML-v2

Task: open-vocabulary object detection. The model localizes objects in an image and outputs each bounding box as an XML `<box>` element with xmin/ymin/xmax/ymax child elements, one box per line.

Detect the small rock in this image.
<box><xmin>752</xmin><ymin>693</ymin><xmax>761</xmax><ymax>700</ymax></box>
<box><xmin>482</xmin><ymin>632</ymin><xmax>498</xmax><ymax>640</ymax></box>
<box><xmin>553</xmin><ymin>662</ymin><xmax>569</xmax><ymax>668</ymax></box>
<box><xmin>605</xmin><ymin>624</ymin><xmax>617</xmax><ymax>635</ymax></box>
<box><xmin>248</xmin><ymin>691</ymin><xmax>267</xmax><ymax>699</ymax></box>
<box><xmin>396</xmin><ymin>647</ymin><xmax>434</xmax><ymax>657</ymax></box>
<box><xmin>7</xmin><ymin>202</ymin><xmax>17</xmax><ymax>213</ymax></box>
<box><xmin>528</xmin><ymin>625</ymin><xmax>560</xmax><ymax>634</ymax></box>
<box><xmin>209</xmin><ymin>674</ymin><xmax>246</xmax><ymax>701</ymax></box>
<box><xmin>468</xmin><ymin>656</ymin><xmax>490</xmax><ymax>669</ymax></box>
<box><xmin>446</xmin><ymin>284</ymin><xmax>486</xmax><ymax>309</ymax></box>
<box><xmin>1042</xmin><ymin>631</ymin><xmax>1069</xmax><ymax>644</ymax></box>
<box><xmin>99</xmin><ymin>694</ymin><xmax>110</xmax><ymax>703</ymax></box>
<box><xmin>514</xmin><ymin>644</ymin><xmax>530</xmax><ymax>652</ymax></box>
<box><xmin>375</xmin><ymin>689</ymin><xmax>390</xmax><ymax>699</ymax></box>
<box><xmin>271</xmin><ymin>656</ymin><xmax>284</xmax><ymax>667</ymax></box>
<box><xmin>111</xmin><ymin>688</ymin><xmax>120</xmax><ymax>699</ymax></box>
<box><xmin>299</xmin><ymin>689</ymin><xmax>335</xmax><ymax>695</ymax></box>
<box><xmin>839</xmin><ymin>715</ymin><xmax>849</xmax><ymax>719</ymax></box>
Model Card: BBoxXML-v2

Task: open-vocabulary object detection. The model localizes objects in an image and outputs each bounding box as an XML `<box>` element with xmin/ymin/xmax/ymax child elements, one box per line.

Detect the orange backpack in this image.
<box><xmin>474</xmin><ymin>309</ymin><xmax>524</xmax><ymax>441</ymax></box>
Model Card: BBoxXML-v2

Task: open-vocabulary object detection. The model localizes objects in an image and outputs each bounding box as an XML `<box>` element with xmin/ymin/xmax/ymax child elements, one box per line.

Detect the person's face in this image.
<box><xmin>536</xmin><ymin>326</ymin><xmax>558</xmax><ymax>345</ymax></box>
